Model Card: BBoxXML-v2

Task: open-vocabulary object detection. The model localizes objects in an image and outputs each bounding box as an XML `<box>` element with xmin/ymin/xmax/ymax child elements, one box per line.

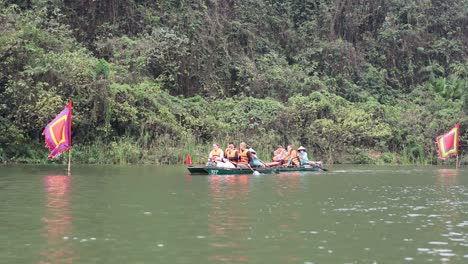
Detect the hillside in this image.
<box><xmin>0</xmin><ymin>0</ymin><xmax>467</xmax><ymax>164</ymax></box>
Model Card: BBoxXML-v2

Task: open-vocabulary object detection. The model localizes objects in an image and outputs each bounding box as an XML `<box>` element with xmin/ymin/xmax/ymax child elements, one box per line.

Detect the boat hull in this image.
<box><xmin>187</xmin><ymin>166</ymin><xmax>277</xmax><ymax>175</ymax></box>
<box><xmin>276</xmin><ymin>166</ymin><xmax>322</xmax><ymax>172</ymax></box>
<box><xmin>186</xmin><ymin>166</ymin><xmax>207</xmax><ymax>174</ymax></box>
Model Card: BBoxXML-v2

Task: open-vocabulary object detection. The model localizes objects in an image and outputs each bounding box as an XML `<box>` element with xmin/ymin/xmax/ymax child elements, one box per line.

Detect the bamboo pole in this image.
<box><xmin>67</xmin><ymin>149</ymin><xmax>72</xmax><ymax>176</ymax></box>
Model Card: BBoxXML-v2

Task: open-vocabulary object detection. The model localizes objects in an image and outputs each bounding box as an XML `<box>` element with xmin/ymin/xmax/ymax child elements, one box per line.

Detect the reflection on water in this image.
<box><xmin>208</xmin><ymin>175</ymin><xmax>250</xmax><ymax>263</ymax></box>
<box><xmin>206</xmin><ymin>173</ymin><xmax>307</xmax><ymax>263</ymax></box>
<box><xmin>434</xmin><ymin>168</ymin><xmax>462</xmax><ymax>226</ymax></box>
<box><xmin>39</xmin><ymin>175</ymin><xmax>77</xmax><ymax>264</ymax></box>
<box><xmin>418</xmin><ymin>168</ymin><xmax>466</xmax><ymax>262</ymax></box>
<box><xmin>270</xmin><ymin>173</ymin><xmax>303</xmax><ymax>263</ymax></box>
<box><xmin>435</xmin><ymin>168</ymin><xmax>459</xmax><ymax>187</ymax></box>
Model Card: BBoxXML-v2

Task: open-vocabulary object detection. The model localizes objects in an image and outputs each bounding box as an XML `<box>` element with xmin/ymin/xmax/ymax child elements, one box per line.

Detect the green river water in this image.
<box><xmin>1</xmin><ymin>165</ymin><xmax>468</xmax><ymax>264</ymax></box>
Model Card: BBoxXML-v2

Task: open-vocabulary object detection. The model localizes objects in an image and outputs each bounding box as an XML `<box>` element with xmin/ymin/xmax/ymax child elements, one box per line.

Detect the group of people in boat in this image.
<box><xmin>207</xmin><ymin>142</ymin><xmax>322</xmax><ymax>169</ymax></box>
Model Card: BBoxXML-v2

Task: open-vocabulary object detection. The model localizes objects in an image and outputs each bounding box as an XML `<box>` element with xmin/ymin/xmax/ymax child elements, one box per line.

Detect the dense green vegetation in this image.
<box><xmin>1</xmin><ymin>0</ymin><xmax>467</xmax><ymax>165</ymax></box>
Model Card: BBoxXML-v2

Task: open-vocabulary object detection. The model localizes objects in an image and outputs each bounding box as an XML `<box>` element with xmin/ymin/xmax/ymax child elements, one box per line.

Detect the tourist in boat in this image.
<box><xmin>207</xmin><ymin>143</ymin><xmax>224</xmax><ymax>166</ymax></box>
<box><xmin>297</xmin><ymin>146</ymin><xmax>322</xmax><ymax>167</ymax></box>
<box><xmin>297</xmin><ymin>146</ymin><xmax>310</xmax><ymax>165</ymax></box>
<box><xmin>271</xmin><ymin>145</ymin><xmax>287</xmax><ymax>165</ymax></box>
<box><xmin>248</xmin><ymin>148</ymin><xmax>266</xmax><ymax>168</ymax></box>
<box><xmin>237</xmin><ymin>142</ymin><xmax>252</xmax><ymax>169</ymax></box>
<box><xmin>284</xmin><ymin>145</ymin><xmax>300</xmax><ymax>167</ymax></box>
<box><xmin>224</xmin><ymin>142</ymin><xmax>239</xmax><ymax>165</ymax></box>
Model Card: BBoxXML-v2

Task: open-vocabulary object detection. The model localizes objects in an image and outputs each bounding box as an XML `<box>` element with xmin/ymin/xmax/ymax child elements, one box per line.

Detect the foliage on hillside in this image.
<box><xmin>0</xmin><ymin>1</ymin><xmax>467</xmax><ymax>164</ymax></box>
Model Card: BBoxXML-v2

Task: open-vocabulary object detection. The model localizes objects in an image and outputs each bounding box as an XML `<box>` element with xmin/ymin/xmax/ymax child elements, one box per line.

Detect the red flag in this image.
<box><xmin>42</xmin><ymin>101</ymin><xmax>73</xmax><ymax>159</ymax></box>
<box><xmin>185</xmin><ymin>154</ymin><xmax>192</xmax><ymax>165</ymax></box>
<box><xmin>436</xmin><ymin>123</ymin><xmax>460</xmax><ymax>160</ymax></box>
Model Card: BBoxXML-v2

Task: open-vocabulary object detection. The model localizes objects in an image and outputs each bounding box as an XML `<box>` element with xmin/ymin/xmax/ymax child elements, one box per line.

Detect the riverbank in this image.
<box><xmin>2</xmin><ymin>138</ymin><xmax>465</xmax><ymax>166</ymax></box>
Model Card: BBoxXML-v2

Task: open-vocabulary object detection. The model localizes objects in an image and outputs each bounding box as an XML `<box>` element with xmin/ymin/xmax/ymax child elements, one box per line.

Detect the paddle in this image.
<box><xmin>310</xmin><ymin>163</ymin><xmax>328</xmax><ymax>171</ymax></box>
<box><xmin>308</xmin><ymin>161</ymin><xmax>328</xmax><ymax>171</ymax></box>
<box><xmin>248</xmin><ymin>164</ymin><xmax>261</xmax><ymax>175</ymax></box>
<box><xmin>254</xmin><ymin>154</ymin><xmax>276</xmax><ymax>168</ymax></box>
<box><xmin>312</xmin><ymin>161</ymin><xmax>328</xmax><ymax>171</ymax></box>
<box><xmin>257</xmin><ymin>158</ymin><xmax>269</xmax><ymax>168</ymax></box>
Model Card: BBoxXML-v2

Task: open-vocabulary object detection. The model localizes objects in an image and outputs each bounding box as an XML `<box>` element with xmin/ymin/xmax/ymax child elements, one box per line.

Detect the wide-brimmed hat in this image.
<box><xmin>248</xmin><ymin>148</ymin><xmax>256</xmax><ymax>153</ymax></box>
<box><xmin>297</xmin><ymin>146</ymin><xmax>306</xmax><ymax>151</ymax></box>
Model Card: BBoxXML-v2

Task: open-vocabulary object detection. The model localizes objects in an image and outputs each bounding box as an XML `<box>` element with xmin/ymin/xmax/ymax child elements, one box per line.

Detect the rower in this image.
<box><xmin>248</xmin><ymin>148</ymin><xmax>265</xmax><ymax>168</ymax></box>
<box><xmin>297</xmin><ymin>146</ymin><xmax>310</xmax><ymax>165</ymax></box>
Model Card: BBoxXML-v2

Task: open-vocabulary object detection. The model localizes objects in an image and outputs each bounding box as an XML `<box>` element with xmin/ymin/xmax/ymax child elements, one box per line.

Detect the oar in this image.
<box><xmin>312</xmin><ymin>162</ymin><xmax>328</xmax><ymax>171</ymax></box>
<box><xmin>248</xmin><ymin>164</ymin><xmax>261</xmax><ymax>175</ymax></box>
<box><xmin>257</xmin><ymin>157</ymin><xmax>273</xmax><ymax>168</ymax></box>
<box><xmin>313</xmin><ymin>161</ymin><xmax>328</xmax><ymax>171</ymax></box>
<box><xmin>309</xmin><ymin>162</ymin><xmax>328</xmax><ymax>171</ymax></box>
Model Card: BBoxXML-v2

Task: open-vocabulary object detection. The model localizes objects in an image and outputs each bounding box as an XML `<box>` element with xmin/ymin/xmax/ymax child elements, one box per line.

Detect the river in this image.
<box><xmin>1</xmin><ymin>165</ymin><xmax>467</xmax><ymax>263</ymax></box>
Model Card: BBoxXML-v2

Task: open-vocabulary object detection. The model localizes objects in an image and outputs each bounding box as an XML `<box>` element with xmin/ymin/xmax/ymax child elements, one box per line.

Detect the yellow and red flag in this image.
<box><xmin>42</xmin><ymin>101</ymin><xmax>73</xmax><ymax>159</ymax></box>
<box><xmin>436</xmin><ymin>123</ymin><xmax>460</xmax><ymax>160</ymax></box>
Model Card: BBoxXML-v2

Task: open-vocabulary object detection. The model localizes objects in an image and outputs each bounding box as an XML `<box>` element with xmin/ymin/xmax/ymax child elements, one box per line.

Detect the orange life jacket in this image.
<box><xmin>238</xmin><ymin>149</ymin><xmax>249</xmax><ymax>164</ymax></box>
<box><xmin>284</xmin><ymin>149</ymin><xmax>300</xmax><ymax>166</ymax></box>
<box><xmin>289</xmin><ymin>150</ymin><xmax>300</xmax><ymax>166</ymax></box>
<box><xmin>225</xmin><ymin>148</ymin><xmax>238</xmax><ymax>163</ymax></box>
<box><xmin>272</xmin><ymin>149</ymin><xmax>286</xmax><ymax>161</ymax></box>
<box><xmin>210</xmin><ymin>148</ymin><xmax>222</xmax><ymax>160</ymax></box>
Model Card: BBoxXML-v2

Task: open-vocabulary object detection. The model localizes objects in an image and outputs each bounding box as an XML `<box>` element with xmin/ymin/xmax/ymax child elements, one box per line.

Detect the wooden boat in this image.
<box><xmin>187</xmin><ymin>166</ymin><xmax>278</xmax><ymax>175</ymax></box>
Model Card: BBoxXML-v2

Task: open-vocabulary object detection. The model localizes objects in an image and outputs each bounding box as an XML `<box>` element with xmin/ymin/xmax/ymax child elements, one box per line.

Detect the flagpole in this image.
<box><xmin>456</xmin><ymin>155</ymin><xmax>459</xmax><ymax>169</ymax></box>
<box><xmin>67</xmin><ymin>149</ymin><xmax>72</xmax><ymax>176</ymax></box>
